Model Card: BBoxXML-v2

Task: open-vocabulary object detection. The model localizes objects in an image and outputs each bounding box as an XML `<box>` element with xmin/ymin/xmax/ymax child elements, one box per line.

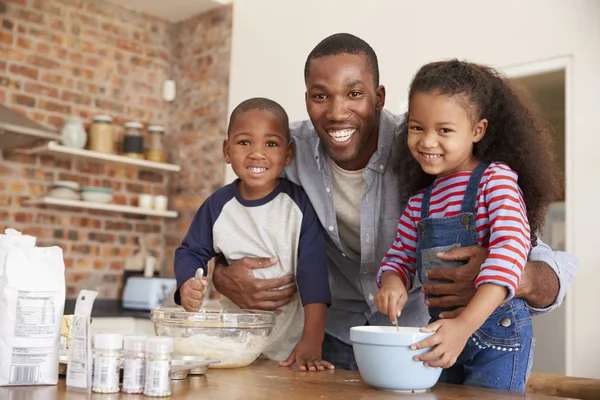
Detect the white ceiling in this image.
<box><xmin>108</xmin><ymin>0</ymin><xmax>231</xmax><ymax>22</ymax></box>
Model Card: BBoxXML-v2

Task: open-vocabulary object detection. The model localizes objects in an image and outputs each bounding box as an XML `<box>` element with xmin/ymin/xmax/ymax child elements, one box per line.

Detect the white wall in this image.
<box><xmin>226</xmin><ymin>0</ymin><xmax>600</xmax><ymax>378</ymax></box>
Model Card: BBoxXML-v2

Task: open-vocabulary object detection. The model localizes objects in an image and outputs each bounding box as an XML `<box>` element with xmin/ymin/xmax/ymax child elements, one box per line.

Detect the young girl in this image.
<box><xmin>376</xmin><ymin>60</ymin><xmax>561</xmax><ymax>392</ymax></box>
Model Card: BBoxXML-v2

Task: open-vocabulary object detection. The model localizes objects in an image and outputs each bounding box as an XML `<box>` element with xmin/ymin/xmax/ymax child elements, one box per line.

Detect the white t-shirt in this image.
<box><xmin>326</xmin><ymin>157</ymin><xmax>366</xmax><ymax>254</ymax></box>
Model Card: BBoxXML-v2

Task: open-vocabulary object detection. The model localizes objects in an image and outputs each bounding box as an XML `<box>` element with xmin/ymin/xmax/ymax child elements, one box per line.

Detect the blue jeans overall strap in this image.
<box><xmin>416</xmin><ymin>162</ymin><xmax>535</xmax><ymax>392</ymax></box>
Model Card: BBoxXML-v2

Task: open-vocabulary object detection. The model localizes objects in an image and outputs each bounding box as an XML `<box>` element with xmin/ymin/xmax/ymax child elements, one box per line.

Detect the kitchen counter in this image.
<box><xmin>64</xmin><ymin>299</ymin><xmax>151</xmax><ymax>319</ymax></box>
<box><xmin>0</xmin><ymin>360</ymin><xmax>577</xmax><ymax>399</ymax></box>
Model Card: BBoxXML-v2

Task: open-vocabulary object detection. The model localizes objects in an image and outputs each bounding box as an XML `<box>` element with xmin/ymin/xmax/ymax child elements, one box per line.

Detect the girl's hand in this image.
<box><xmin>279</xmin><ymin>339</ymin><xmax>334</xmax><ymax>372</ymax></box>
<box><xmin>376</xmin><ymin>271</ymin><xmax>409</xmax><ymax>325</ymax></box>
<box><xmin>410</xmin><ymin>318</ymin><xmax>472</xmax><ymax>368</ymax></box>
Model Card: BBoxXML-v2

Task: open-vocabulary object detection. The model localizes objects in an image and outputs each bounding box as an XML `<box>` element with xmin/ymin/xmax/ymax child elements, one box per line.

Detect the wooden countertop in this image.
<box><xmin>0</xmin><ymin>359</ymin><xmax>576</xmax><ymax>399</ymax></box>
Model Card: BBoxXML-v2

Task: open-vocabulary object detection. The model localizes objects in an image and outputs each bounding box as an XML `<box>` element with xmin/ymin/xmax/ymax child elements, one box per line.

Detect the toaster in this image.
<box><xmin>122</xmin><ymin>277</ymin><xmax>177</xmax><ymax>310</ymax></box>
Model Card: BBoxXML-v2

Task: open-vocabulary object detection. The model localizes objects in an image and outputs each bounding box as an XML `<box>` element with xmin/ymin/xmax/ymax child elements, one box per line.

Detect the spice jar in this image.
<box><xmin>146</xmin><ymin>125</ymin><xmax>166</xmax><ymax>163</ymax></box>
<box><xmin>122</xmin><ymin>121</ymin><xmax>144</xmax><ymax>159</ymax></box>
<box><xmin>89</xmin><ymin>115</ymin><xmax>114</xmax><ymax>154</ymax></box>
<box><xmin>92</xmin><ymin>333</ymin><xmax>123</xmax><ymax>394</ymax></box>
<box><xmin>144</xmin><ymin>337</ymin><xmax>173</xmax><ymax>397</ymax></box>
<box><xmin>122</xmin><ymin>336</ymin><xmax>146</xmax><ymax>394</ymax></box>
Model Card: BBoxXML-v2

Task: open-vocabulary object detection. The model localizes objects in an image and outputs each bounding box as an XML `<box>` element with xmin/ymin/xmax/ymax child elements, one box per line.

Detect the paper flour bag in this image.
<box><xmin>0</xmin><ymin>242</ymin><xmax>65</xmax><ymax>386</ymax></box>
<box><xmin>0</xmin><ymin>229</ymin><xmax>36</xmax><ymax>280</ymax></box>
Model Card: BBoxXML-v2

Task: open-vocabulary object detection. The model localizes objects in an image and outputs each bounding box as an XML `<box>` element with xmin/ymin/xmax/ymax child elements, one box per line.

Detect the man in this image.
<box><xmin>207</xmin><ymin>33</ymin><xmax>579</xmax><ymax>370</ymax></box>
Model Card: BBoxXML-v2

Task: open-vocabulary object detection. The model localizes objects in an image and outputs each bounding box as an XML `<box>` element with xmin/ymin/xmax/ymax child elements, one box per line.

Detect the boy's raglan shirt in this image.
<box><xmin>174</xmin><ymin>178</ymin><xmax>330</xmax><ymax>360</ymax></box>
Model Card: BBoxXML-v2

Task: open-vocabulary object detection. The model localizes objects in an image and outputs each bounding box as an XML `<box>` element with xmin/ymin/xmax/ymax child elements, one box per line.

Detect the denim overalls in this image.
<box><xmin>416</xmin><ymin>162</ymin><xmax>535</xmax><ymax>392</ymax></box>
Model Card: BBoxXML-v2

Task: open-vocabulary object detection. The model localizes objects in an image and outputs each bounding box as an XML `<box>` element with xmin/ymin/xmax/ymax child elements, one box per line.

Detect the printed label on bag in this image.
<box><xmin>14</xmin><ymin>290</ymin><xmax>56</xmax><ymax>338</ymax></box>
<box><xmin>8</xmin><ymin>346</ymin><xmax>53</xmax><ymax>385</ymax></box>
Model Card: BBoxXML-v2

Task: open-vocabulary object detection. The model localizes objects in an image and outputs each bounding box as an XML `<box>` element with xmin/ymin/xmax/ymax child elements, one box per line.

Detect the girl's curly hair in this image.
<box><xmin>395</xmin><ymin>59</ymin><xmax>562</xmax><ymax>246</ymax></box>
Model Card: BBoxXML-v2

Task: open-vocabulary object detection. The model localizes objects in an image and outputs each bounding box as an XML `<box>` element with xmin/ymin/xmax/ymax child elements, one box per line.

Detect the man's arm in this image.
<box><xmin>422</xmin><ymin>240</ymin><xmax>579</xmax><ymax>317</ymax></box>
<box><xmin>522</xmin><ymin>237</ymin><xmax>579</xmax><ymax>313</ymax></box>
<box><xmin>211</xmin><ymin>255</ymin><xmax>297</xmax><ymax>310</ymax></box>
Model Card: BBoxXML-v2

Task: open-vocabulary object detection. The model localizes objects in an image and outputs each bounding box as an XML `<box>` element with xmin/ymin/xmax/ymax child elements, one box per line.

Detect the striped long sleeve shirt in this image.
<box><xmin>378</xmin><ymin>162</ymin><xmax>531</xmax><ymax>300</ymax></box>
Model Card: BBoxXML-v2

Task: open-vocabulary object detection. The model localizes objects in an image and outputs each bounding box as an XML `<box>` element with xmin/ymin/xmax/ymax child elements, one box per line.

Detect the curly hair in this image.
<box><xmin>395</xmin><ymin>59</ymin><xmax>562</xmax><ymax>246</ymax></box>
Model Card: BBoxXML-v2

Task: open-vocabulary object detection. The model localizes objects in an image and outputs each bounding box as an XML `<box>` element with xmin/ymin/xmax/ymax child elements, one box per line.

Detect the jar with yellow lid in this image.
<box><xmin>146</xmin><ymin>125</ymin><xmax>166</xmax><ymax>163</ymax></box>
<box><xmin>89</xmin><ymin>115</ymin><xmax>114</xmax><ymax>154</ymax></box>
<box><xmin>122</xmin><ymin>121</ymin><xmax>145</xmax><ymax>159</ymax></box>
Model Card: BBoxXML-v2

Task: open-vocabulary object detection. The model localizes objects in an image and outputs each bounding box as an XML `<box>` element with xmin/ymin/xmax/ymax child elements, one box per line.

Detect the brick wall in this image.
<box><xmin>165</xmin><ymin>7</ymin><xmax>231</xmax><ymax>275</ymax></box>
<box><xmin>0</xmin><ymin>0</ymin><xmax>232</xmax><ymax>299</ymax></box>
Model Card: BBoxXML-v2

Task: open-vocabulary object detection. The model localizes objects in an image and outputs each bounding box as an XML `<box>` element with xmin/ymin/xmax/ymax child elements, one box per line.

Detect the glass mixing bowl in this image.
<box><xmin>151</xmin><ymin>307</ymin><xmax>276</xmax><ymax>368</ymax></box>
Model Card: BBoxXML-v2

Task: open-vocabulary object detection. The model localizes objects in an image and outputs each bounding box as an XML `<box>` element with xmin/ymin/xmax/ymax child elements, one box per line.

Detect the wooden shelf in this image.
<box><xmin>28</xmin><ymin>197</ymin><xmax>178</xmax><ymax>218</ymax></box>
<box><xmin>21</xmin><ymin>141</ymin><xmax>181</xmax><ymax>172</ymax></box>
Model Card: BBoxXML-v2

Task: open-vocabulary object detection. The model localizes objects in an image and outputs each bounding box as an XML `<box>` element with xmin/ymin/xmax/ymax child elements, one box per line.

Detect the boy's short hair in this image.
<box><xmin>227</xmin><ymin>97</ymin><xmax>290</xmax><ymax>141</ymax></box>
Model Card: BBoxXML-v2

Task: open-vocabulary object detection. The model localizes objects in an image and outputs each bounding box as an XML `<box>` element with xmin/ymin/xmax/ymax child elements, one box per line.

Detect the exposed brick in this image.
<box><xmin>62</xmin><ymin>65</ymin><xmax>94</xmax><ymax>80</ymax></box>
<box><xmin>24</xmin><ymin>82</ymin><xmax>59</xmax><ymax>98</ymax></box>
<box><xmin>38</xmin><ymin>99</ymin><xmax>71</xmax><ymax>114</ymax></box>
<box><xmin>2</xmin><ymin>150</ymin><xmax>36</xmax><ymax>164</ymax></box>
<box><xmin>32</xmin><ymin>0</ymin><xmax>62</xmax><ymax>16</ymax></box>
<box><xmin>60</xmin><ymin>90</ymin><xmax>91</xmax><ymax>106</ymax></box>
<box><xmin>75</xmin><ymin>258</ymin><xmax>91</xmax><ymax>270</ymax></box>
<box><xmin>17</xmin><ymin>9</ymin><xmax>44</xmax><ymax>24</ymax></box>
<box><xmin>23</xmin><ymin>167</ymin><xmax>53</xmax><ymax>181</ymax></box>
<box><xmin>117</xmin><ymin>39</ymin><xmax>143</xmax><ymax>54</ymax></box>
<box><xmin>16</xmin><ymin>36</ymin><xmax>31</xmax><ymax>49</ymax></box>
<box><xmin>7</xmin><ymin>180</ymin><xmax>25</xmax><ymax>193</ymax></box>
<box><xmin>41</xmin><ymin>72</ymin><xmax>73</xmax><ymax>89</ymax></box>
<box><xmin>49</xmin><ymin>18</ymin><xmax>65</xmax><ymax>32</ymax></box>
<box><xmin>36</xmin><ymin>42</ymin><xmax>51</xmax><ymax>53</ymax></box>
<box><xmin>47</xmin><ymin>115</ymin><xmax>64</xmax><ymax>128</ymax></box>
<box><xmin>95</xmin><ymin>99</ymin><xmax>124</xmax><ymax>114</ymax></box>
<box><xmin>0</xmin><ymin>89</ymin><xmax>5</xmax><ymax>102</ymax></box>
<box><xmin>69</xmin><ymin>51</ymin><xmax>83</xmax><ymax>64</ymax></box>
<box><xmin>39</xmin><ymin>155</ymin><xmax>71</xmax><ymax>170</ymax></box>
<box><xmin>9</xmin><ymin>64</ymin><xmax>37</xmax><ymax>79</ymax></box>
<box><xmin>0</xmin><ymin>31</ymin><xmax>12</xmax><ymax>44</ymax></box>
<box><xmin>70</xmin><ymin>11</ymin><xmax>97</xmax><ymax>28</ymax></box>
<box><xmin>27</xmin><ymin>55</ymin><xmax>60</xmax><ymax>69</ymax></box>
<box><xmin>109</xmin><ymin>260</ymin><xmax>122</xmax><ymax>271</ymax></box>
<box><xmin>28</xmin><ymin>183</ymin><xmax>44</xmax><ymax>196</ymax></box>
<box><xmin>93</xmin><ymin>260</ymin><xmax>106</xmax><ymax>270</ymax></box>
<box><xmin>0</xmin><ymin>76</ymin><xmax>20</xmax><ymax>89</ymax></box>
<box><xmin>12</xmin><ymin>93</ymin><xmax>35</xmax><ymax>108</ymax></box>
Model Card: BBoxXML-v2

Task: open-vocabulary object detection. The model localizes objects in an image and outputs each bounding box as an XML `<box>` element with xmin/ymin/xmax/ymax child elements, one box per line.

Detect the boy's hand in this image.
<box><xmin>279</xmin><ymin>339</ymin><xmax>334</xmax><ymax>372</ymax></box>
<box><xmin>410</xmin><ymin>318</ymin><xmax>471</xmax><ymax>368</ymax></box>
<box><xmin>375</xmin><ymin>271</ymin><xmax>408</xmax><ymax>325</ymax></box>
<box><xmin>180</xmin><ymin>276</ymin><xmax>208</xmax><ymax>312</ymax></box>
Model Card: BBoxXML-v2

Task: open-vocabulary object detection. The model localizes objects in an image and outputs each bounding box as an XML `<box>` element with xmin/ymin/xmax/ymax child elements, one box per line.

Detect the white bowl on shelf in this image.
<box><xmin>81</xmin><ymin>187</ymin><xmax>113</xmax><ymax>204</ymax></box>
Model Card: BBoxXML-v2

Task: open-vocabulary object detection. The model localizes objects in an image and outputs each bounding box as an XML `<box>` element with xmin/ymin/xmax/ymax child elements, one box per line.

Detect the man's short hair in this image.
<box><xmin>227</xmin><ymin>97</ymin><xmax>290</xmax><ymax>140</ymax></box>
<box><xmin>304</xmin><ymin>33</ymin><xmax>380</xmax><ymax>86</ymax></box>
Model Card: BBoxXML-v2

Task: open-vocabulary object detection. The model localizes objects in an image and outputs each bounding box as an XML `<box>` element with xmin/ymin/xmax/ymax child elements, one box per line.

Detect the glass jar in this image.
<box><xmin>122</xmin><ymin>336</ymin><xmax>146</xmax><ymax>394</ymax></box>
<box><xmin>146</xmin><ymin>125</ymin><xmax>166</xmax><ymax>163</ymax></box>
<box><xmin>89</xmin><ymin>115</ymin><xmax>114</xmax><ymax>154</ymax></box>
<box><xmin>144</xmin><ymin>337</ymin><xmax>173</xmax><ymax>397</ymax></box>
<box><xmin>92</xmin><ymin>333</ymin><xmax>123</xmax><ymax>394</ymax></box>
<box><xmin>122</xmin><ymin>121</ymin><xmax>144</xmax><ymax>159</ymax></box>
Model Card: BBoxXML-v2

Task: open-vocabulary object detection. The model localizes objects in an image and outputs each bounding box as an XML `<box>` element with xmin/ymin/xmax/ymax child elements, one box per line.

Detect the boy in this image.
<box><xmin>174</xmin><ymin>98</ymin><xmax>333</xmax><ymax>371</ymax></box>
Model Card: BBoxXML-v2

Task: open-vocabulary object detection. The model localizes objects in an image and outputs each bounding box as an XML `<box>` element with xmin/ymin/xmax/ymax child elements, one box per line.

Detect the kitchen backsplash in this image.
<box><xmin>0</xmin><ymin>0</ymin><xmax>231</xmax><ymax>298</ymax></box>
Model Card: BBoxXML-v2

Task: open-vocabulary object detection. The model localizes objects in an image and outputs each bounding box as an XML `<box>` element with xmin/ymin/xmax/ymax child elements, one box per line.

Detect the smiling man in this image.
<box><xmin>212</xmin><ymin>33</ymin><xmax>579</xmax><ymax>370</ymax></box>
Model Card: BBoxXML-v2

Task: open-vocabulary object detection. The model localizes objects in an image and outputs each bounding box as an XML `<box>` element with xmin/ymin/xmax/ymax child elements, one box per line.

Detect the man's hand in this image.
<box><xmin>421</xmin><ymin>245</ymin><xmax>488</xmax><ymax>319</ymax></box>
<box><xmin>180</xmin><ymin>276</ymin><xmax>209</xmax><ymax>312</ymax></box>
<box><xmin>211</xmin><ymin>256</ymin><xmax>297</xmax><ymax>310</ymax></box>
<box><xmin>279</xmin><ymin>339</ymin><xmax>334</xmax><ymax>372</ymax></box>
